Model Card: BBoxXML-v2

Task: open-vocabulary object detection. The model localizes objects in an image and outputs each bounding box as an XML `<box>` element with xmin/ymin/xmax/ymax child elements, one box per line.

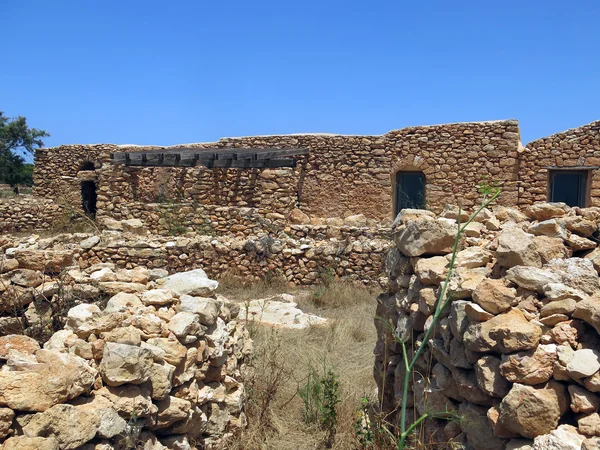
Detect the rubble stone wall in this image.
<box><xmin>0</xmin><ymin>197</ymin><xmax>65</xmax><ymax>233</ymax></box>
<box><xmin>33</xmin><ymin>120</ymin><xmax>522</xmax><ymax>224</ymax></box>
<box><xmin>0</xmin><ymin>249</ymin><xmax>250</xmax><ymax>449</ymax></box>
<box><xmin>375</xmin><ymin>203</ymin><xmax>600</xmax><ymax>449</ymax></box>
<box><xmin>521</xmin><ymin>121</ymin><xmax>600</xmax><ymax>207</ymax></box>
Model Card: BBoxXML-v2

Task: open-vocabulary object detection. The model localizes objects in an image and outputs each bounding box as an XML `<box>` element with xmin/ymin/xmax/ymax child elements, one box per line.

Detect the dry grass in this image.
<box><xmin>223</xmin><ymin>278</ymin><xmax>383</xmax><ymax>450</ymax></box>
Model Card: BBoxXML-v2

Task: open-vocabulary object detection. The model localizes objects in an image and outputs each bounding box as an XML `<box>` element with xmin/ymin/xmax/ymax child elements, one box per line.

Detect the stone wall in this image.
<box><xmin>521</xmin><ymin>121</ymin><xmax>600</xmax><ymax>207</ymax></box>
<box><xmin>375</xmin><ymin>203</ymin><xmax>600</xmax><ymax>449</ymax></box>
<box><xmin>33</xmin><ymin>120</ymin><xmax>522</xmax><ymax>224</ymax></box>
<box><xmin>0</xmin><ymin>197</ymin><xmax>65</xmax><ymax>233</ymax></box>
<box><xmin>0</xmin><ymin>251</ymin><xmax>250</xmax><ymax>449</ymax></box>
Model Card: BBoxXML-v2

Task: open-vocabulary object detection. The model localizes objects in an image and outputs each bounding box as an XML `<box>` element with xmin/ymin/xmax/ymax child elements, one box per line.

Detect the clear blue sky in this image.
<box><xmin>2</xmin><ymin>0</ymin><xmax>599</xmax><ymax>154</ymax></box>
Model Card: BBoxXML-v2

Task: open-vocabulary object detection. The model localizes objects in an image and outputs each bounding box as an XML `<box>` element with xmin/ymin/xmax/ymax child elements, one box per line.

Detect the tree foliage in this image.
<box><xmin>0</xmin><ymin>111</ymin><xmax>49</xmax><ymax>189</ymax></box>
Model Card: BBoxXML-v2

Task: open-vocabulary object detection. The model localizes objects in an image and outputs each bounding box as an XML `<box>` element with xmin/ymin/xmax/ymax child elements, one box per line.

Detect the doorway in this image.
<box><xmin>395</xmin><ymin>171</ymin><xmax>426</xmax><ymax>216</ymax></box>
<box><xmin>81</xmin><ymin>181</ymin><xmax>97</xmax><ymax>216</ymax></box>
<box><xmin>548</xmin><ymin>170</ymin><xmax>589</xmax><ymax>207</ymax></box>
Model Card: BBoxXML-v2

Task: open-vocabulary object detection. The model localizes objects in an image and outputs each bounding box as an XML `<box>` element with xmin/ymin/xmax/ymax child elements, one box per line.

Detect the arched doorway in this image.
<box><xmin>79</xmin><ymin>162</ymin><xmax>97</xmax><ymax>216</ymax></box>
<box><xmin>394</xmin><ymin>171</ymin><xmax>426</xmax><ymax>216</ymax></box>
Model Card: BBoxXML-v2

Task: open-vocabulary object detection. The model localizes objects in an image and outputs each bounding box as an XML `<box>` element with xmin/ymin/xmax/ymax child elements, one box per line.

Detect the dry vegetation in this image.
<box><xmin>219</xmin><ymin>275</ymin><xmax>382</xmax><ymax>450</ymax></box>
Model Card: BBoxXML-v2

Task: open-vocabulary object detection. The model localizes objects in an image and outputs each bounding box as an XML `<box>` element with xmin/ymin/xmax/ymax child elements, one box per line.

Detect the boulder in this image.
<box><xmin>528</xmin><ymin>219</ymin><xmax>567</xmax><ymax>239</ymax></box>
<box><xmin>79</xmin><ymin>235</ymin><xmax>100</xmax><ymax>250</ymax></box>
<box><xmin>578</xmin><ymin>412</ymin><xmax>600</xmax><ymax>436</ymax></box>
<box><xmin>167</xmin><ymin>312</ymin><xmax>205</xmax><ymax>340</ymax></box>
<box><xmin>475</xmin><ymin>355</ymin><xmax>511</xmax><ymax>397</ymax></box>
<box><xmin>532</xmin><ymin>425</ymin><xmax>586</xmax><ymax>450</ymax></box>
<box><xmin>10</xmin><ymin>269</ymin><xmax>42</xmax><ymax>288</ymax></box>
<box><xmin>177</xmin><ymin>296</ymin><xmax>219</xmax><ymax>325</ymax></box>
<box><xmin>104</xmin><ymin>292</ymin><xmax>143</xmax><ymax>313</ymax></box>
<box><xmin>0</xmin><ymin>349</ymin><xmax>96</xmax><ymax>412</ymax></box>
<box><xmin>562</xmin><ymin>215</ymin><xmax>597</xmax><ymax>237</ymax></box>
<box><xmin>393</xmin><ymin>218</ymin><xmax>457</xmax><ymax>257</ymax></box>
<box><xmin>288</xmin><ymin>208</ymin><xmax>311</xmax><ymax>225</ymax></box>
<box><xmin>499</xmin><ymin>344</ymin><xmax>557</xmax><ymax>385</ymax></box>
<box><xmin>343</xmin><ymin>214</ymin><xmax>368</xmax><ymax>227</ymax></box>
<box><xmin>141</xmin><ymin>289</ymin><xmax>174</xmax><ymax>306</ymax></box>
<box><xmin>566</xmin><ymin>349</ymin><xmax>600</xmax><ymax>379</ymax></box>
<box><xmin>1</xmin><ymin>436</ymin><xmax>59</xmax><ymax>450</ymax></box>
<box><xmin>99</xmin><ymin>342</ymin><xmax>154</xmax><ymax>386</ymax></box>
<box><xmin>94</xmin><ymin>384</ymin><xmax>156</xmax><ymax>418</ymax></box>
<box><xmin>505</xmin><ymin>266</ymin><xmax>562</xmax><ymax>293</ymax></box>
<box><xmin>89</xmin><ymin>267</ymin><xmax>116</xmax><ymax>282</ymax></box>
<box><xmin>162</xmin><ymin>269</ymin><xmax>218</xmax><ymax>296</ymax></box>
<box><xmin>472</xmin><ymin>278</ymin><xmax>517</xmax><ymax>314</ymax></box>
<box><xmin>453</xmin><ymin>247</ymin><xmax>493</xmax><ymax>269</ymax></box>
<box><xmin>22</xmin><ymin>403</ymin><xmax>100</xmax><ymax>449</ymax></box>
<box><xmin>546</xmin><ymin>258</ymin><xmax>600</xmax><ymax>295</ymax></box>
<box><xmin>0</xmin><ymin>334</ymin><xmax>40</xmax><ymax>359</ymax></box>
<box><xmin>458</xmin><ymin>402</ymin><xmax>506</xmax><ymax>450</ymax></box>
<box><xmin>498</xmin><ymin>381</ymin><xmax>569</xmax><ymax>438</ymax></box>
<box><xmin>13</xmin><ymin>249</ymin><xmax>73</xmax><ymax>274</ymax></box>
<box><xmin>568</xmin><ymin>385</ymin><xmax>600</xmax><ymax>413</ymax></box>
<box><xmin>573</xmin><ymin>296</ymin><xmax>600</xmax><ymax>334</ymax></box>
<box><xmin>414</xmin><ymin>256</ymin><xmax>449</xmax><ymax>284</ymax></box>
<box><xmin>496</xmin><ymin>227</ymin><xmax>542</xmax><ymax>269</ymax></box>
<box><xmin>0</xmin><ymin>407</ymin><xmax>14</xmax><ymax>439</ymax></box>
<box><xmin>524</xmin><ymin>202</ymin><xmax>569</xmax><ymax>221</ymax></box>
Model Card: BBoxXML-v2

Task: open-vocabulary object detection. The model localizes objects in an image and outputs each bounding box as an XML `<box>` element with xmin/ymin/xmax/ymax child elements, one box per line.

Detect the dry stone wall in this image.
<box><xmin>522</xmin><ymin>121</ymin><xmax>600</xmax><ymax>207</ymax></box>
<box><xmin>0</xmin><ymin>250</ymin><xmax>251</xmax><ymax>449</ymax></box>
<box><xmin>375</xmin><ymin>203</ymin><xmax>600</xmax><ymax>449</ymax></box>
<box><xmin>33</xmin><ymin>120</ymin><xmax>522</xmax><ymax>225</ymax></box>
<box><xmin>0</xmin><ymin>197</ymin><xmax>65</xmax><ymax>233</ymax></box>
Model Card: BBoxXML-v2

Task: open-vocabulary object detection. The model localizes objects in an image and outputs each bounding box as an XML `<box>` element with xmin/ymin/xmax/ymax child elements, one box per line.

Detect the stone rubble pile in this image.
<box><xmin>375</xmin><ymin>203</ymin><xmax>600</xmax><ymax>450</ymax></box>
<box><xmin>0</xmin><ymin>261</ymin><xmax>251</xmax><ymax>450</ymax></box>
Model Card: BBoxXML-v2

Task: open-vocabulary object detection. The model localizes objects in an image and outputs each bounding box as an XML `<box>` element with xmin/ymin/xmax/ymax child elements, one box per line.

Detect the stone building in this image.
<box><xmin>30</xmin><ymin>119</ymin><xmax>600</xmax><ymax>228</ymax></box>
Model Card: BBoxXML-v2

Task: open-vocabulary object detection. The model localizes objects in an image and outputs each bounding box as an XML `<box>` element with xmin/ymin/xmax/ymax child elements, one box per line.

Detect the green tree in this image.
<box><xmin>0</xmin><ymin>112</ymin><xmax>49</xmax><ymax>193</ymax></box>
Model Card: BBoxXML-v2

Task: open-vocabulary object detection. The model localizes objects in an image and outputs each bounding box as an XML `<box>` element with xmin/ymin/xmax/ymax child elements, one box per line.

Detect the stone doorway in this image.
<box><xmin>394</xmin><ymin>171</ymin><xmax>426</xmax><ymax>216</ymax></box>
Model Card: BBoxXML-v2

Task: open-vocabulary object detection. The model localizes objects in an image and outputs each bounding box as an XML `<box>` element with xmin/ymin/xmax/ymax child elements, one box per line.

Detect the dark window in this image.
<box><xmin>549</xmin><ymin>170</ymin><xmax>588</xmax><ymax>207</ymax></box>
<box><xmin>81</xmin><ymin>181</ymin><xmax>97</xmax><ymax>216</ymax></box>
<box><xmin>395</xmin><ymin>171</ymin><xmax>426</xmax><ymax>216</ymax></box>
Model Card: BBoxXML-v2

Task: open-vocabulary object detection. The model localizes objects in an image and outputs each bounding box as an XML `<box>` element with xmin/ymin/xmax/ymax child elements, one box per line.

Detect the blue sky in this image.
<box><xmin>2</xmin><ymin>0</ymin><xmax>599</xmax><ymax>154</ymax></box>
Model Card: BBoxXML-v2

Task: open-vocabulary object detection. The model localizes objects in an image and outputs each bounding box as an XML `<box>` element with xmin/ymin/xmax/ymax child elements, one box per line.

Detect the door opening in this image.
<box><xmin>395</xmin><ymin>171</ymin><xmax>426</xmax><ymax>216</ymax></box>
<box><xmin>81</xmin><ymin>181</ymin><xmax>97</xmax><ymax>216</ymax></box>
<box><xmin>548</xmin><ymin>170</ymin><xmax>589</xmax><ymax>207</ymax></box>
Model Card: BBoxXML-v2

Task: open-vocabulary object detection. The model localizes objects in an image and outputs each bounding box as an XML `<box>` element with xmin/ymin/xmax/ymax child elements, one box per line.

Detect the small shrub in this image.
<box><xmin>298</xmin><ymin>361</ymin><xmax>341</xmax><ymax>448</ymax></box>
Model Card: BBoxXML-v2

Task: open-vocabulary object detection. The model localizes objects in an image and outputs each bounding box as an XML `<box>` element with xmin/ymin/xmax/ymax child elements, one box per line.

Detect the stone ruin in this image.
<box><xmin>376</xmin><ymin>202</ymin><xmax>600</xmax><ymax>449</ymax></box>
<box><xmin>0</xmin><ymin>245</ymin><xmax>251</xmax><ymax>449</ymax></box>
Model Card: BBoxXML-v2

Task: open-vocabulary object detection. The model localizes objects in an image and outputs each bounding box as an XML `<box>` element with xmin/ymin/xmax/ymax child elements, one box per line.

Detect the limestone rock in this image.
<box><xmin>532</xmin><ymin>424</ymin><xmax>586</xmax><ymax>450</ymax></box>
<box><xmin>574</xmin><ymin>295</ymin><xmax>600</xmax><ymax>334</ymax></box>
<box><xmin>458</xmin><ymin>402</ymin><xmax>506</xmax><ymax>450</ymax></box>
<box><xmin>568</xmin><ymin>385</ymin><xmax>600</xmax><ymax>413</ymax></box>
<box><xmin>0</xmin><ymin>407</ymin><xmax>14</xmax><ymax>439</ymax></box>
<box><xmin>288</xmin><ymin>208</ymin><xmax>311</xmax><ymax>225</ymax></box>
<box><xmin>80</xmin><ymin>235</ymin><xmax>100</xmax><ymax>250</ymax></box>
<box><xmin>1</xmin><ymin>436</ymin><xmax>59</xmax><ymax>450</ymax></box>
<box><xmin>578</xmin><ymin>412</ymin><xmax>600</xmax><ymax>436</ymax></box>
<box><xmin>177</xmin><ymin>295</ymin><xmax>219</xmax><ymax>325</ymax></box>
<box><xmin>13</xmin><ymin>249</ymin><xmax>73</xmax><ymax>274</ymax></box>
<box><xmin>94</xmin><ymin>384</ymin><xmax>156</xmax><ymax>418</ymax></box>
<box><xmin>22</xmin><ymin>403</ymin><xmax>100</xmax><ymax>449</ymax></box>
<box><xmin>152</xmin><ymin>396</ymin><xmax>192</xmax><ymax>429</ymax></box>
<box><xmin>475</xmin><ymin>355</ymin><xmax>511</xmax><ymax>397</ymax></box>
<box><xmin>393</xmin><ymin>218</ymin><xmax>457</xmax><ymax>257</ymax></box>
<box><xmin>10</xmin><ymin>269</ymin><xmax>42</xmax><ymax>288</ymax></box>
<box><xmin>546</xmin><ymin>257</ymin><xmax>600</xmax><ymax>295</ymax></box>
<box><xmin>0</xmin><ymin>349</ymin><xmax>96</xmax><ymax>412</ymax></box>
<box><xmin>147</xmin><ymin>362</ymin><xmax>175</xmax><ymax>400</ymax></box>
<box><xmin>146</xmin><ymin>337</ymin><xmax>187</xmax><ymax>366</ymax></box>
<box><xmin>162</xmin><ymin>269</ymin><xmax>218</xmax><ymax>296</ymax></box>
<box><xmin>0</xmin><ymin>334</ymin><xmax>40</xmax><ymax>359</ymax></box>
<box><xmin>497</xmin><ymin>381</ymin><xmax>568</xmax><ymax>438</ymax></box>
<box><xmin>499</xmin><ymin>344</ymin><xmax>557</xmax><ymax>385</ymax></box>
<box><xmin>141</xmin><ymin>289</ymin><xmax>174</xmax><ymax>306</ymax></box>
<box><xmin>472</xmin><ymin>278</ymin><xmax>517</xmax><ymax>314</ymax></box>
<box><xmin>99</xmin><ymin>342</ymin><xmax>154</xmax><ymax>386</ymax></box>
<box><xmin>453</xmin><ymin>246</ymin><xmax>493</xmax><ymax>269</ymax></box>
<box><xmin>524</xmin><ymin>202</ymin><xmax>569</xmax><ymax>221</ymax></box>
<box><xmin>414</xmin><ymin>256</ymin><xmax>448</xmax><ymax>284</ymax></box>
<box><xmin>566</xmin><ymin>349</ymin><xmax>600</xmax><ymax>378</ymax></box>
<box><xmin>168</xmin><ymin>312</ymin><xmax>205</xmax><ymax>340</ymax></box>
<box><xmin>528</xmin><ymin>219</ymin><xmax>567</xmax><ymax>239</ymax></box>
<box><xmin>496</xmin><ymin>227</ymin><xmax>542</xmax><ymax>269</ymax></box>
<box><xmin>505</xmin><ymin>266</ymin><xmax>561</xmax><ymax>293</ymax></box>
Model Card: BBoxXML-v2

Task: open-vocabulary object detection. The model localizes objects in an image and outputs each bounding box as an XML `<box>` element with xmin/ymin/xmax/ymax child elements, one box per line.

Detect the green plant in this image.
<box><xmin>393</xmin><ymin>185</ymin><xmax>501</xmax><ymax>449</ymax></box>
<box><xmin>298</xmin><ymin>360</ymin><xmax>341</xmax><ymax>448</ymax></box>
<box><xmin>354</xmin><ymin>395</ymin><xmax>375</xmax><ymax>448</ymax></box>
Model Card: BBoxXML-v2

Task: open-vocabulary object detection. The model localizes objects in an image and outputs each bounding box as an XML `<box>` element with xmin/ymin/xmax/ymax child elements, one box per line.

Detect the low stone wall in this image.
<box><xmin>0</xmin><ymin>197</ymin><xmax>65</xmax><ymax>233</ymax></box>
<box><xmin>0</xmin><ymin>256</ymin><xmax>250</xmax><ymax>448</ymax></box>
<box><xmin>78</xmin><ymin>233</ymin><xmax>389</xmax><ymax>286</ymax></box>
<box><xmin>375</xmin><ymin>203</ymin><xmax>600</xmax><ymax>449</ymax></box>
